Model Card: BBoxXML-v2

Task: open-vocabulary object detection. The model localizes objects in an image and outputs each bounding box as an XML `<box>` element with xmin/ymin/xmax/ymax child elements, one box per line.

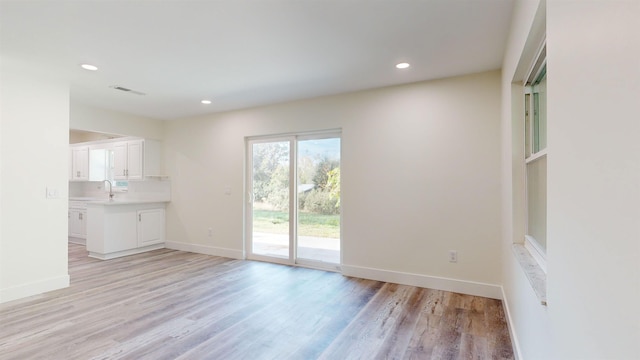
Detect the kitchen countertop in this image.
<box><xmin>70</xmin><ymin>197</ymin><xmax>169</xmax><ymax>205</ymax></box>
<box><xmin>84</xmin><ymin>199</ymin><xmax>170</xmax><ymax>206</ymax></box>
<box><xmin>69</xmin><ymin>197</ymin><xmax>104</xmax><ymax>201</ymax></box>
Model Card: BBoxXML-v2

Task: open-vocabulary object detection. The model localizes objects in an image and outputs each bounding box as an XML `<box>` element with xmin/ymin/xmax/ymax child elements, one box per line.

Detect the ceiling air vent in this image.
<box><xmin>109</xmin><ymin>85</ymin><xmax>146</xmax><ymax>96</ymax></box>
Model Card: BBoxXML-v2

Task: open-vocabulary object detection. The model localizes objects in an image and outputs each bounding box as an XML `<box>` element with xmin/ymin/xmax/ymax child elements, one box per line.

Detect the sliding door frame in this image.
<box><xmin>244</xmin><ymin>129</ymin><xmax>342</xmax><ymax>270</ymax></box>
<box><xmin>245</xmin><ymin>135</ymin><xmax>296</xmax><ymax>266</ymax></box>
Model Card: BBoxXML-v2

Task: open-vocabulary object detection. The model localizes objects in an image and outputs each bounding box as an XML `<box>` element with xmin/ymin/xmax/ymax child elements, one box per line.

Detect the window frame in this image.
<box><xmin>524</xmin><ymin>43</ymin><xmax>547</xmax><ymax>271</ymax></box>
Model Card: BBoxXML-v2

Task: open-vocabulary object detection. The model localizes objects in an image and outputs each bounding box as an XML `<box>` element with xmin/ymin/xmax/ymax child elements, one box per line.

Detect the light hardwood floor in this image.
<box><xmin>0</xmin><ymin>244</ymin><xmax>514</xmax><ymax>359</ymax></box>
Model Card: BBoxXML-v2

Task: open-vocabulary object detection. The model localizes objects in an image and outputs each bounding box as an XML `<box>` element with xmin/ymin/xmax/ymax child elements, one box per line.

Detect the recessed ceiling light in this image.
<box><xmin>201</xmin><ymin>100</ymin><xmax>212</xmax><ymax>104</ymax></box>
<box><xmin>396</xmin><ymin>62</ymin><xmax>410</xmax><ymax>69</ymax></box>
<box><xmin>80</xmin><ymin>64</ymin><xmax>98</xmax><ymax>71</ymax></box>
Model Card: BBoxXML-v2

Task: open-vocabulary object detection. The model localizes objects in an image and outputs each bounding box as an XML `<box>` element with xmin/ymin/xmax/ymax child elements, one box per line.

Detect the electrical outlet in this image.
<box><xmin>208</xmin><ymin>228</ymin><xmax>213</xmax><ymax>237</ymax></box>
<box><xmin>448</xmin><ymin>250</ymin><xmax>458</xmax><ymax>263</ymax></box>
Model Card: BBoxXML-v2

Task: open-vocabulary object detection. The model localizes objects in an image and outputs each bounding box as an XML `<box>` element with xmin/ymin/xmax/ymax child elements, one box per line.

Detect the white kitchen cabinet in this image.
<box><xmin>137</xmin><ymin>208</ymin><xmax>165</xmax><ymax>247</ymax></box>
<box><xmin>69</xmin><ymin>201</ymin><xmax>88</xmax><ymax>245</ymax></box>
<box><xmin>70</xmin><ymin>146</ymin><xmax>89</xmax><ymax>181</ymax></box>
<box><xmin>70</xmin><ymin>137</ymin><xmax>162</xmax><ymax>182</ymax></box>
<box><xmin>68</xmin><ymin>209</ymin><xmax>86</xmax><ymax>238</ymax></box>
<box><xmin>86</xmin><ymin>202</ymin><xmax>166</xmax><ymax>260</ymax></box>
<box><xmin>113</xmin><ymin>139</ymin><xmax>160</xmax><ymax>180</ymax></box>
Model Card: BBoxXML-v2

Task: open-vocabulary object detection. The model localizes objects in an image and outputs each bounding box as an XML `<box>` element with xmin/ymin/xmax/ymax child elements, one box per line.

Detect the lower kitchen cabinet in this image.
<box><xmin>86</xmin><ymin>202</ymin><xmax>166</xmax><ymax>260</ymax></box>
<box><xmin>69</xmin><ymin>202</ymin><xmax>88</xmax><ymax>245</ymax></box>
<box><xmin>137</xmin><ymin>208</ymin><xmax>165</xmax><ymax>247</ymax></box>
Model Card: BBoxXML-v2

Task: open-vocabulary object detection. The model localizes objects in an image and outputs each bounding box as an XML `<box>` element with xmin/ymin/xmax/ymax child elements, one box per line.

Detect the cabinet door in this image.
<box><xmin>79</xmin><ymin>210</ymin><xmax>87</xmax><ymax>239</ymax></box>
<box><xmin>71</xmin><ymin>147</ymin><xmax>89</xmax><ymax>181</ymax></box>
<box><xmin>137</xmin><ymin>208</ymin><xmax>164</xmax><ymax>246</ymax></box>
<box><xmin>69</xmin><ymin>209</ymin><xmax>84</xmax><ymax>238</ymax></box>
<box><xmin>113</xmin><ymin>142</ymin><xmax>128</xmax><ymax>180</ymax></box>
<box><xmin>126</xmin><ymin>140</ymin><xmax>144</xmax><ymax>180</ymax></box>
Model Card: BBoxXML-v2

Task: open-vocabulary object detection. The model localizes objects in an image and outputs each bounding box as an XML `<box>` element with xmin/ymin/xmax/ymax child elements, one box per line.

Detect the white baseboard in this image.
<box><xmin>500</xmin><ymin>286</ymin><xmax>523</xmax><ymax>360</ymax></box>
<box><xmin>88</xmin><ymin>244</ymin><xmax>165</xmax><ymax>260</ymax></box>
<box><xmin>0</xmin><ymin>274</ymin><xmax>70</xmax><ymax>304</ymax></box>
<box><xmin>341</xmin><ymin>264</ymin><xmax>502</xmax><ymax>300</ymax></box>
<box><xmin>165</xmin><ymin>241</ymin><xmax>244</xmax><ymax>260</ymax></box>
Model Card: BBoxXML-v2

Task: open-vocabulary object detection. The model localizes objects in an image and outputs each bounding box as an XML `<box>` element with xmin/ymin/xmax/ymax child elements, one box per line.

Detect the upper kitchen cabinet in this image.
<box><xmin>113</xmin><ymin>139</ymin><xmax>161</xmax><ymax>180</ymax></box>
<box><xmin>70</xmin><ymin>145</ymin><xmax>89</xmax><ymax>181</ymax></box>
<box><xmin>70</xmin><ymin>137</ymin><xmax>163</xmax><ymax>182</ymax></box>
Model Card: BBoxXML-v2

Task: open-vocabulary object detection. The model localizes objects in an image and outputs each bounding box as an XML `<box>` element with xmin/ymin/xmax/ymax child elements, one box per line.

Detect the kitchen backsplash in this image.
<box><xmin>69</xmin><ymin>179</ymin><xmax>171</xmax><ymax>202</ymax></box>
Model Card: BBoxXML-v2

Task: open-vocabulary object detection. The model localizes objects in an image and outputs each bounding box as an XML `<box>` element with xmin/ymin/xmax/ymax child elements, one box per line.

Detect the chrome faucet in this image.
<box><xmin>104</xmin><ymin>180</ymin><xmax>114</xmax><ymax>201</ymax></box>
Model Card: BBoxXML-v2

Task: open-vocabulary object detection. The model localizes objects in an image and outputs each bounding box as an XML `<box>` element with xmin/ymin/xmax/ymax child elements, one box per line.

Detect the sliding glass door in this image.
<box><xmin>296</xmin><ymin>137</ymin><xmax>341</xmax><ymax>265</ymax></box>
<box><xmin>247</xmin><ymin>132</ymin><xmax>341</xmax><ymax>270</ymax></box>
<box><xmin>249</xmin><ymin>140</ymin><xmax>292</xmax><ymax>260</ymax></box>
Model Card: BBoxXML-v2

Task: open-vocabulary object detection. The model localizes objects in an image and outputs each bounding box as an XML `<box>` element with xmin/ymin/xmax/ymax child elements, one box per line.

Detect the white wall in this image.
<box><xmin>69</xmin><ymin>129</ymin><xmax>123</xmax><ymax>144</ymax></box>
<box><xmin>70</xmin><ymin>102</ymin><xmax>164</xmax><ymax>141</ymax></box>
<box><xmin>501</xmin><ymin>1</ymin><xmax>640</xmax><ymax>358</ymax></box>
<box><xmin>164</xmin><ymin>70</ymin><xmax>503</xmax><ymax>297</ymax></box>
<box><xmin>500</xmin><ymin>1</ymin><xmax>553</xmax><ymax>358</ymax></box>
<box><xmin>546</xmin><ymin>1</ymin><xmax>640</xmax><ymax>358</ymax></box>
<box><xmin>0</xmin><ymin>56</ymin><xmax>70</xmax><ymax>303</ymax></box>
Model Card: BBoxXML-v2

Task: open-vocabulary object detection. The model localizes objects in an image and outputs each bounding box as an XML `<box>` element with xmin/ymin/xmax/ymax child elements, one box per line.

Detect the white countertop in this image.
<box><xmin>84</xmin><ymin>199</ymin><xmax>170</xmax><ymax>206</ymax></box>
<box><xmin>70</xmin><ymin>197</ymin><xmax>169</xmax><ymax>206</ymax></box>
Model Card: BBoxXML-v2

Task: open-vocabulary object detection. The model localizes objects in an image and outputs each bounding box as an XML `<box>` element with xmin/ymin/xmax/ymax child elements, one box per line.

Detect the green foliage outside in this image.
<box><xmin>299</xmin><ymin>189</ymin><xmax>338</xmax><ymax>215</ymax></box>
<box><xmin>326</xmin><ymin>167</ymin><xmax>340</xmax><ymax>208</ymax></box>
<box><xmin>253</xmin><ymin>145</ymin><xmax>340</xmax><ymax>215</ymax></box>
<box><xmin>252</xmin><ymin>142</ymin><xmax>289</xmax><ymax>203</ymax></box>
<box><xmin>253</xmin><ymin>209</ymin><xmax>340</xmax><ymax>238</ymax></box>
<box><xmin>252</xmin><ymin>141</ymin><xmax>340</xmax><ymax>238</ymax></box>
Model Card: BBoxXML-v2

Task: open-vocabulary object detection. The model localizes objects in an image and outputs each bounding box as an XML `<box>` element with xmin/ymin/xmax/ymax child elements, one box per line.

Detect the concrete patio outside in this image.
<box><xmin>252</xmin><ymin>232</ymin><xmax>340</xmax><ymax>264</ymax></box>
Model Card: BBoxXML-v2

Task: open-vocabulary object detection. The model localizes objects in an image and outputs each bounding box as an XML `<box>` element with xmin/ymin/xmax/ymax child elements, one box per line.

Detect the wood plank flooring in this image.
<box><xmin>0</xmin><ymin>244</ymin><xmax>514</xmax><ymax>359</ymax></box>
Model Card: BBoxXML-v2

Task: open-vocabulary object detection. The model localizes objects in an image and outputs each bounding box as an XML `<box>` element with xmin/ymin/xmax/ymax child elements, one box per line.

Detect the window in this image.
<box><xmin>89</xmin><ymin>146</ymin><xmax>128</xmax><ymax>191</ymax></box>
<box><xmin>524</xmin><ymin>44</ymin><xmax>547</xmax><ymax>269</ymax></box>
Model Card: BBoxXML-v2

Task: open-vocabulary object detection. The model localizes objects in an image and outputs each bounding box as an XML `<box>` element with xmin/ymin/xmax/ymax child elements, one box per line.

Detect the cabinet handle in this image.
<box><xmin>123</xmin><ymin>169</ymin><xmax>126</xmax><ymax>176</ymax></box>
<box><xmin>79</xmin><ymin>213</ymin><xmax>83</xmax><ymax>220</ymax></box>
<box><xmin>138</xmin><ymin>214</ymin><xmax>141</xmax><ymax>222</ymax></box>
<box><xmin>126</xmin><ymin>169</ymin><xmax>129</xmax><ymax>176</ymax></box>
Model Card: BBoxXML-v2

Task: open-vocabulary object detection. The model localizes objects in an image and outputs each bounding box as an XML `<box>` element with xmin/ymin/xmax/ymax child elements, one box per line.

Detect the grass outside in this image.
<box><xmin>253</xmin><ymin>209</ymin><xmax>340</xmax><ymax>238</ymax></box>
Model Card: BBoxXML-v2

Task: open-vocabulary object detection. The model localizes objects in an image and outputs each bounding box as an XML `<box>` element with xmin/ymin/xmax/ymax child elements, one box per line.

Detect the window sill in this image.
<box><xmin>512</xmin><ymin>244</ymin><xmax>547</xmax><ymax>306</ymax></box>
<box><xmin>524</xmin><ymin>235</ymin><xmax>547</xmax><ymax>273</ymax></box>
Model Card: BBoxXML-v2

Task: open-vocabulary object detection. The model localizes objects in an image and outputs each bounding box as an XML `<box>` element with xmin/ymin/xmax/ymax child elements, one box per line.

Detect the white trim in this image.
<box><xmin>524</xmin><ymin>235</ymin><xmax>547</xmax><ymax>273</ymax></box>
<box><xmin>525</xmin><ymin>149</ymin><xmax>547</xmax><ymax>164</ymax></box>
<box><xmin>244</xmin><ymin>131</ymin><xmax>343</xmax><ymax>271</ymax></box>
<box><xmin>88</xmin><ymin>244</ymin><xmax>165</xmax><ymax>260</ymax></box>
<box><xmin>165</xmin><ymin>241</ymin><xmax>244</xmax><ymax>260</ymax></box>
<box><xmin>68</xmin><ymin>236</ymin><xmax>86</xmax><ymax>245</ymax></box>
<box><xmin>247</xmin><ymin>253</ymin><xmax>293</xmax><ymax>266</ymax></box>
<box><xmin>500</xmin><ymin>286</ymin><xmax>524</xmax><ymax>360</ymax></box>
<box><xmin>246</xmin><ymin>128</ymin><xmax>342</xmax><ymax>142</ymax></box>
<box><xmin>0</xmin><ymin>274</ymin><xmax>70</xmax><ymax>304</ymax></box>
<box><xmin>296</xmin><ymin>258</ymin><xmax>341</xmax><ymax>272</ymax></box>
<box><xmin>525</xmin><ymin>39</ymin><xmax>547</xmax><ymax>85</ymax></box>
<box><xmin>512</xmin><ymin>244</ymin><xmax>547</xmax><ymax>305</ymax></box>
<box><xmin>341</xmin><ymin>264</ymin><xmax>502</xmax><ymax>300</ymax></box>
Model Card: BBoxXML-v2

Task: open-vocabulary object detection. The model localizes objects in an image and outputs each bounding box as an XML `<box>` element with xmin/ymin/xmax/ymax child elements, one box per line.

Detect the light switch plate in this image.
<box><xmin>46</xmin><ymin>187</ymin><xmax>59</xmax><ymax>199</ymax></box>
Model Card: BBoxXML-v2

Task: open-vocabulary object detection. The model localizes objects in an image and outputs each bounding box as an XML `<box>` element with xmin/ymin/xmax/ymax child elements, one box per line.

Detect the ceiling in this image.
<box><xmin>1</xmin><ymin>0</ymin><xmax>514</xmax><ymax>120</ymax></box>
